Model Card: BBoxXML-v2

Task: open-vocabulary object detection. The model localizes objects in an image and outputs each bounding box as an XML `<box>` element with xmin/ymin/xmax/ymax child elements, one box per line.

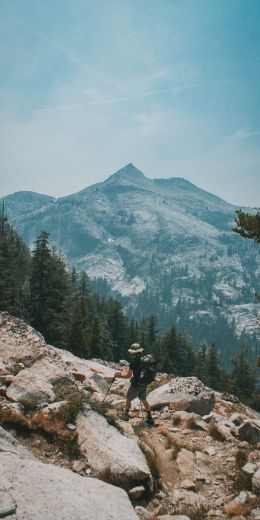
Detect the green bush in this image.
<box><xmin>51</xmin><ymin>383</ymin><xmax>86</xmax><ymax>423</ymax></box>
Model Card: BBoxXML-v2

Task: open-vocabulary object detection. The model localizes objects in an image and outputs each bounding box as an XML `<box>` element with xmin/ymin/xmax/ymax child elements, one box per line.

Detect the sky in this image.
<box><xmin>0</xmin><ymin>0</ymin><xmax>260</xmax><ymax>207</ymax></box>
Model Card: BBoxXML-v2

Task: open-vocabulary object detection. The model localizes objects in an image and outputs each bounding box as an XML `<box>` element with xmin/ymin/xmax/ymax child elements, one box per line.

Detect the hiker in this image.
<box><xmin>114</xmin><ymin>342</ymin><xmax>155</xmax><ymax>426</ymax></box>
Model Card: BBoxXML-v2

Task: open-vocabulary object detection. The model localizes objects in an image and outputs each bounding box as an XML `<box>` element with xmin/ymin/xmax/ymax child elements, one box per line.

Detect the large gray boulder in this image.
<box><xmin>77</xmin><ymin>409</ymin><xmax>151</xmax><ymax>488</ymax></box>
<box><xmin>252</xmin><ymin>469</ymin><xmax>260</xmax><ymax>494</ymax></box>
<box><xmin>238</xmin><ymin>420</ymin><xmax>260</xmax><ymax>445</ymax></box>
<box><xmin>0</xmin><ymin>312</ymin><xmax>116</xmax><ymax>410</ymax></box>
<box><xmin>147</xmin><ymin>377</ymin><xmax>215</xmax><ymax>415</ymax></box>
<box><xmin>0</xmin><ymin>452</ymin><xmax>139</xmax><ymax>520</ymax></box>
<box><xmin>6</xmin><ymin>366</ymin><xmax>57</xmax><ymax>405</ymax></box>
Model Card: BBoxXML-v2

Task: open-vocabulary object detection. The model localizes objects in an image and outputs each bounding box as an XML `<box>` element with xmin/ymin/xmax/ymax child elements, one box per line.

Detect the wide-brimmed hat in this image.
<box><xmin>128</xmin><ymin>342</ymin><xmax>144</xmax><ymax>355</ymax></box>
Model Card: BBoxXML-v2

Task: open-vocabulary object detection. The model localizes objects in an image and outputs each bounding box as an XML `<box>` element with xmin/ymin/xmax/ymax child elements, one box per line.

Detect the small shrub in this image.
<box><xmin>231</xmin><ymin>448</ymin><xmax>252</xmax><ymax>492</ymax></box>
<box><xmin>172</xmin><ymin>415</ymin><xmax>181</xmax><ymax>426</ymax></box>
<box><xmin>147</xmin><ymin>380</ymin><xmax>161</xmax><ymax>393</ymax></box>
<box><xmin>235</xmin><ymin>447</ymin><xmax>248</xmax><ymax>468</ymax></box>
<box><xmin>9</xmin><ymin>363</ymin><xmax>23</xmax><ymax>376</ymax></box>
<box><xmin>19</xmin><ymin>395</ymin><xmax>42</xmax><ymax>415</ymax></box>
<box><xmin>208</xmin><ymin>423</ymin><xmax>226</xmax><ymax>442</ymax></box>
<box><xmin>57</xmin><ymin>435</ymin><xmax>81</xmax><ymax>458</ymax></box>
<box><xmin>185</xmin><ymin>416</ymin><xmax>199</xmax><ymax>430</ymax></box>
<box><xmin>0</xmin><ymin>403</ymin><xmax>12</xmax><ymax>423</ymax></box>
<box><xmin>51</xmin><ymin>384</ymin><xmax>86</xmax><ymax>424</ymax></box>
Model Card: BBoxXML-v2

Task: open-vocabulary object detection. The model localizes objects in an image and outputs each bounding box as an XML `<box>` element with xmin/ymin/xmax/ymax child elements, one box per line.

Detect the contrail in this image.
<box><xmin>35</xmin><ymin>81</ymin><xmax>225</xmax><ymax>113</ymax></box>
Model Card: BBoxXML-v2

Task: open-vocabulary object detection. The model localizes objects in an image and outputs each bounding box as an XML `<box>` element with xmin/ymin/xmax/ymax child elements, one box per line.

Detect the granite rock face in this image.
<box><xmin>238</xmin><ymin>420</ymin><xmax>260</xmax><ymax>445</ymax></box>
<box><xmin>77</xmin><ymin>410</ymin><xmax>151</xmax><ymax>489</ymax></box>
<box><xmin>252</xmin><ymin>469</ymin><xmax>260</xmax><ymax>494</ymax></box>
<box><xmin>0</xmin><ymin>452</ymin><xmax>139</xmax><ymax>520</ymax></box>
<box><xmin>147</xmin><ymin>377</ymin><xmax>215</xmax><ymax>415</ymax></box>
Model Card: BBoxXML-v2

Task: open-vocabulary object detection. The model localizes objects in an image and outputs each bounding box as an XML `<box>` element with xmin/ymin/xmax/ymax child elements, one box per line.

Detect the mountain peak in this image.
<box><xmin>109</xmin><ymin>163</ymin><xmax>146</xmax><ymax>181</ymax></box>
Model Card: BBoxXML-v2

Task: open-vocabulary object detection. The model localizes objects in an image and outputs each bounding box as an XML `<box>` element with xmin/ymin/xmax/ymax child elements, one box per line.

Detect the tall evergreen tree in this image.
<box><xmin>228</xmin><ymin>347</ymin><xmax>256</xmax><ymax>400</ymax></box>
<box><xmin>206</xmin><ymin>343</ymin><xmax>222</xmax><ymax>390</ymax></box>
<box><xmin>62</xmin><ymin>293</ymin><xmax>91</xmax><ymax>358</ymax></box>
<box><xmin>0</xmin><ymin>204</ymin><xmax>30</xmax><ymax>317</ymax></box>
<box><xmin>194</xmin><ymin>344</ymin><xmax>208</xmax><ymax>383</ymax></box>
<box><xmin>234</xmin><ymin>210</ymin><xmax>260</xmax><ymax>243</ymax></box>
<box><xmin>159</xmin><ymin>325</ymin><xmax>178</xmax><ymax>374</ymax></box>
<box><xmin>29</xmin><ymin>231</ymin><xmax>68</xmax><ymax>344</ymax></box>
<box><xmin>146</xmin><ymin>313</ymin><xmax>159</xmax><ymax>349</ymax></box>
<box><xmin>107</xmin><ymin>299</ymin><xmax>128</xmax><ymax>360</ymax></box>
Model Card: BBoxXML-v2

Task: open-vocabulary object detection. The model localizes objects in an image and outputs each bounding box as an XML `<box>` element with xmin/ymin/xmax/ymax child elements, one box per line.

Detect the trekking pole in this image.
<box><xmin>102</xmin><ymin>376</ymin><xmax>116</xmax><ymax>404</ymax></box>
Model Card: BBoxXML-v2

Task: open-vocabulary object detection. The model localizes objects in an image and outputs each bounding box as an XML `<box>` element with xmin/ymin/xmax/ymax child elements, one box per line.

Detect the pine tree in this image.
<box><xmin>146</xmin><ymin>313</ymin><xmax>158</xmax><ymax>349</ymax></box>
<box><xmin>0</xmin><ymin>203</ymin><xmax>30</xmax><ymax>317</ymax></box>
<box><xmin>194</xmin><ymin>344</ymin><xmax>209</xmax><ymax>384</ymax></box>
<box><xmin>228</xmin><ymin>347</ymin><xmax>256</xmax><ymax>400</ymax></box>
<box><xmin>206</xmin><ymin>343</ymin><xmax>222</xmax><ymax>390</ymax></box>
<box><xmin>234</xmin><ymin>210</ymin><xmax>260</xmax><ymax>243</ymax></box>
<box><xmin>62</xmin><ymin>294</ymin><xmax>91</xmax><ymax>358</ymax></box>
<box><xmin>159</xmin><ymin>325</ymin><xmax>178</xmax><ymax>374</ymax></box>
<box><xmin>29</xmin><ymin>231</ymin><xmax>68</xmax><ymax>344</ymax></box>
<box><xmin>107</xmin><ymin>299</ymin><xmax>128</xmax><ymax>360</ymax></box>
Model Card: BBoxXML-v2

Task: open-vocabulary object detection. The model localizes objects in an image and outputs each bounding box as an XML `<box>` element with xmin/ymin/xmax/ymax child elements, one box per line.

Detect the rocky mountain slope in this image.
<box><xmin>1</xmin><ymin>312</ymin><xmax>260</xmax><ymax>519</ymax></box>
<box><xmin>5</xmin><ymin>164</ymin><xmax>260</xmax><ymax>358</ymax></box>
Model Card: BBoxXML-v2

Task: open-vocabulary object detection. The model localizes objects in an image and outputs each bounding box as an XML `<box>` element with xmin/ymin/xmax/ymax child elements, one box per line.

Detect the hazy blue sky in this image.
<box><xmin>1</xmin><ymin>0</ymin><xmax>259</xmax><ymax>206</ymax></box>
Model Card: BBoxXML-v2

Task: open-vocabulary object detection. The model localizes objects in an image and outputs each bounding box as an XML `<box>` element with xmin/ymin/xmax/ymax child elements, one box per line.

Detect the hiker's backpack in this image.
<box><xmin>140</xmin><ymin>354</ymin><xmax>158</xmax><ymax>384</ymax></box>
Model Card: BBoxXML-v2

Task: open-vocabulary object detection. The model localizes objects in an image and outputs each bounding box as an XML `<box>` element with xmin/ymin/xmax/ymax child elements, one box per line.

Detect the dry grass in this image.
<box><xmin>138</xmin><ymin>438</ymin><xmax>161</xmax><ymax>492</ymax></box>
<box><xmin>231</xmin><ymin>447</ymin><xmax>252</xmax><ymax>492</ymax></box>
<box><xmin>90</xmin><ymin>399</ymin><xmax>110</xmax><ymax>417</ymax></box>
<box><xmin>0</xmin><ymin>402</ymin><xmax>31</xmax><ymax>428</ymax></box>
<box><xmin>185</xmin><ymin>416</ymin><xmax>199</xmax><ymax>430</ymax></box>
<box><xmin>172</xmin><ymin>415</ymin><xmax>181</xmax><ymax>426</ymax></box>
<box><xmin>223</xmin><ymin>501</ymin><xmax>255</xmax><ymax>516</ymax></box>
<box><xmin>207</xmin><ymin>423</ymin><xmax>226</xmax><ymax>442</ymax></box>
<box><xmin>160</xmin><ymin>428</ymin><xmax>182</xmax><ymax>459</ymax></box>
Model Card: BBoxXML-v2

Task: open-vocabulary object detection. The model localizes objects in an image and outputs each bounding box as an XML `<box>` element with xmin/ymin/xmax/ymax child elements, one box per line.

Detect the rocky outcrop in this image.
<box><xmin>77</xmin><ymin>409</ymin><xmax>151</xmax><ymax>489</ymax></box>
<box><xmin>147</xmin><ymin>377</ymin><xmax>215</xmax><ymax>415</ymax></box>
<box><xmin>238</xmin><ymin>419</ymin><xmax>260</xmax><ymax>445</ymax></box>
<box><xmin>253</xmin><ymin>470</ymin><xmax>260</xmax><ymax>494</ymax></box>
<box><xmin>2</xmin><ymin>312</ymin><xmax>260</xmax><ymax>519</ymax></box>
<box><xmin>0</xmin><ymin>452</ymin><xmax>139</xmax><ymax>520</ymax></box>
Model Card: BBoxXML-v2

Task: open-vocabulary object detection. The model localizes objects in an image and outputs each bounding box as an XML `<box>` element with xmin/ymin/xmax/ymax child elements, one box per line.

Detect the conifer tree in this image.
<box><xmin>62</xmin><ymin>293</ymin><xmax>91</xmax><ymax>358</ymax></box>
<box><xmin>0</xmin><ymin>204</ymin><xmax>30</xmax><ymax>316</ymax></box>
<box><xmin>159</xmin><ymin>325</ymin><xmax>178</xmax><ymax>374</ymax></box>
<box><xmin>146</xmin><ymin>313</ymin><xmax>158</xmax><ymax>349</ymax></box>
<box><xmin>107</xmin><ymin>299</ymin><xmax>128</xmax><ymax>360</ymax></box>
<box><xmin>206</xmin><ymin>343</ymin><xmax>222</xmax><ymax>390</ymax></box>
<box><xmin>29</xmin><ymin>231</ymin><xmax>68</xmax><ymax>344</ymax></box>
<box><xmin>228</xmin><ymin>347</ymin><xmax>256</xmax><ymax>400</ymax></box>
<box><xmin>194</xmin><ymin>344</ymin><xmax>208</xmax><ymax>384</ymax></box>
<box><xmin>234</xmin><ymin>210</ymin><xmax>260</xmax><ymax>243</ymax></box>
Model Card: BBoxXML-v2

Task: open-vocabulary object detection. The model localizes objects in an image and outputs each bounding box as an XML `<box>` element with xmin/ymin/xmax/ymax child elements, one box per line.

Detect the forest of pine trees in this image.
<box><xmin>0</xmin><ymin>206</ymin><xmax>259</xmax><ymax>410</ymax></box>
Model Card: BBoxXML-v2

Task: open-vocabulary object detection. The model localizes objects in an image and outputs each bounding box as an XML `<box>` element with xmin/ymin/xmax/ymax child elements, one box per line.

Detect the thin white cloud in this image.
<box><xmin>231</xmin><ymin>127</ymin><xmax>260</xmax><ymax>141</ymax></box>
<box><xmin>35</xmin><ymin>80</ymin><xmax>225</xmax><ymax>113</ymax></box>
<box><xmin>38</xmin><ymin>34</ymin><xmax>82</xmax><ymax>67</ymax></box>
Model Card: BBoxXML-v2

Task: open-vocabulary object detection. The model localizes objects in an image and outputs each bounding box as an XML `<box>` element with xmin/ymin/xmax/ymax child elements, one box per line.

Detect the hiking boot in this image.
<box><xmin>121</xmin><ymin>411</ymin><xmax>130</xmax><ymax>421</ymax></box>
<box><xmin>146</xmin><ymin>414</ymin><xmax>154</xmax><ymax>426</ymax></box>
